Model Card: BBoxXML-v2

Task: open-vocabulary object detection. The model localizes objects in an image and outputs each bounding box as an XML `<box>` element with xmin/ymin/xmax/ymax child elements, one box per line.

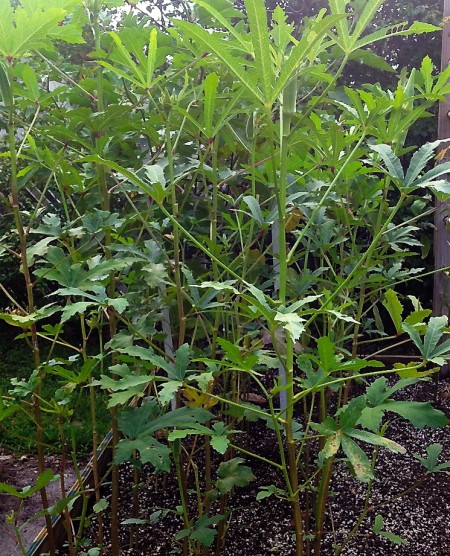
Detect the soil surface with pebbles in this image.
<box><xmin>56</xmin><ymin>379</ymin><xmax>450</xmax><ymax>555</ymax></box>
<box><xmin>16</xmin><ymin>380</ymin><xmax>450</xmax><ymax>556</ymax></box>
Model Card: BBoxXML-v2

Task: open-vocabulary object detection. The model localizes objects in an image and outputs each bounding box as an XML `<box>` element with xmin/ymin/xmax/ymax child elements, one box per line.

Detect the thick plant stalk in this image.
<box><xmin>5</xmin><ymin>62</ymin><xmax>56</xmax><ymax>556</ymax></box>
<box><xmin>273</xmin><ymin>77</ymin><xmax>304</xmax><ymax>556</ymax></box>
<box><xmin>91</xmin><ymin>3</ymin><xmax>118</xmax><ymax>553</ymax></box>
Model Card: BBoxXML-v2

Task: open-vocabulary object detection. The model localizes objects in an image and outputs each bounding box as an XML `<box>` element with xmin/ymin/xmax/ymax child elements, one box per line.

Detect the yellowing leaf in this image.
<box><xmin>182</xmin><ymin>386</ymin><xmax>218</xmax><ymax>409</ymax></box>
<box><xmin>285</xmin><ymin>208</ymin><xmax>303</xmax><ymax>232</ymax></box>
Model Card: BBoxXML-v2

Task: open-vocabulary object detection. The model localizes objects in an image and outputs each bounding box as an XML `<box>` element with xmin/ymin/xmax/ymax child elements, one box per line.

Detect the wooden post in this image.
<box><xmin>433</xmin><ymin>0</ymin><xmax>450</xmax><ymax>319</ymax></box>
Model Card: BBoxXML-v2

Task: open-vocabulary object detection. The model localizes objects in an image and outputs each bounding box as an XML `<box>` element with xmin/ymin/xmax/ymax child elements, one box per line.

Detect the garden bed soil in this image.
<box><xmin>2</xmin><ymin>378</ymin><xmax>449</xmax><ymax>555</ymax></box>
<box><xmin>74</xmin><ymin>378</ymin><xmax>450</xmax><ymax>556</ymax></box>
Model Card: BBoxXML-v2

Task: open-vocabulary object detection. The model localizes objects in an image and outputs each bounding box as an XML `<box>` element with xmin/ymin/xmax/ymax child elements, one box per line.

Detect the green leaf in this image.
<box><xmin>146</xmin><ymin>27</ymin><xmax>158</xmax><ymax>88</ymax></box>
<box><xmin>118</xmin><ymin>400</ymin><xmax>159</xmax><ymax>437</ymax></box>
<box><xmin>256</xmin><ymin>484</ymin><xmax>280</xmax><ymax>500</ymax></box>
<box><xmin>423</xmin><ymin>316</ymin><xmax>447</xmax><ymax>360</ymax></box>
<box><xmin>347</xmin><ymin>49</ymin><xmax>394</xmax><ymax>73</ymax></box>
<box><xmin>355</xmin><ymin>21</ymin><xmax>440</xmax><ymax>51</ymax></box>
<box><xmin>412</xmin><ymin>160</ymin><xmax>450</xmax><ymax>189</ymax></box>
<box><xmin>193</xmin><ymin>0</ymin><xmax>251</xmax><ymax>50</ymax></box>
<box><xmin>0</xmin><ymin>6</ymin><xmax>66</xmax><ymax>58</ymax></box>
<box><xmin>217</xmin><ymin>337</ymin><xmax>243</xmax><ymax>365</ymax></box>
<box><xmin>173</xmin><ymin>343</ymin><xmax>190</xmax><ymax>381</ymax></box>
<box><xmin>61</xmin><ymin>302</ymin><xmax>94</xmax><ymax>323</ymax></box>
<box><xmin>244</xmin><ymin>0</ymin><xmax>272</xmax><ymax>102</ymax></box>
<box><xmin>414</xmin><ymin>443</ymin><xmax>443</xmax><ymax>472</ymax></box>
<box><xmin>274</xmin><ymin>311</ymin><xmax>305</xmax><ymax>342</ymax></box>
<box><xmin>15</xmin><ymin>63</ymin><xmax>40</xmax><ymax>101</ymax></box>
<box><xmin>404</xmin><ymin>309</ymin><xmax>432</xmax><ymax>326</ymax></box>
<box><xmin>346</xmin><ymin>429</ymin><xmax>405</xmax><ymax>454</ymax></box>
<box><xmin>382</xmin><ymin>289</ymin><xmax>403</xmax><ymax>334</ymax></box>
<box><xmin>216</xmin><ymin>457</ymin><xmax>255</xmax><ymax>494</ymax></box>
<box><xmin>370</xmin><ymin>144</ymin><xmax>404</xmax><ymax>182</ymax></box>
<box><xmin>203</xmin><ymin>72</ymin><xmax>219</xmax><ymax>137</ymax></box>
<box><xmin>357</xmin><ymin>406</ymin><xmax>385</xmax><ymax>433</ymax></box>
<box><xmin>26</xmin><ymin>237</ymin><xmax>56</xmax><ymax>266</ymax></box>
<box><xmin>373</xmin><ymin>515</ymin><xmax>406</xmax><ymax>545</ymax></box>
<box><xmin>93</xmin><ymin>499</ymin><xmax>109</xmax><ymax>513</ymax></box>
<box><xmin>401</xmin><ymin>322</ymin><xmax>424</xmax><ymax>355</ymax></box>
<box><xmin>381</xmin><ymin>400</ymin><xmax>450</xmax><ymax>429</ymax></box>
<box><xmin>174</xmin><ymin>21</ymin><xmax>262</xmax><ymax>102</ymax></box>
<box><xmin>350</xmin><ymin>0</ymin><xmax>384</xmax><ymax>46</ymax></box>
<box><xmin>328</xmin><ymin>0</ymin><xmax>349</xmax><ymax>50</ymax></box>
<box><xmin>243</xmin><ymin>195</ymin><xmax>265</xmax><ymax>226</ymax></box>
<box><xmin>107</xmin><ymin>297</ymin><xmax>128</xmax><ymax>314</ymax></box>
<box><xmin>310</xmin><ymin>416</ymin><xmax>338</xmax><ymax>436</ymax></box>
<box><xmin>190</xmin><ymin>514</ymin><xmax>225</xmax><ymax>548</ymax></box>
<box><xmin>273</xmin><ymin>14</ymin><xmax>347</xmax><ymax>101</ymax></box>
<box><xmin>341</xmin><ymin>435</ymin><xmax>374</xmax><ymax>483</ymax></box>
<box><xmin>210</xmin><ymin>421</ymin><xmax>231</xmax><ymax>454</ymax></box>
<box><xmin>158</xmin><ymin>381</ymin><xmax>182</xmax><ymax>405</ymax></box>
<box><xmin>337</xmin><ymin>396</ymin><xmax>367</xmax><ymax>431</ymax></box>
<box><xmin>108</xmin><ymin>31</ymin><xmax>145</xmax><ymax>86</ymax></box>
<box><xmin>404</xmin><ymin>140</ymin><xmax>441</xmax><ymax>188</ymax></box>
<box><xmin>317</xmin><ymin>336</ymin><xmax>335</xmax><ymax>373</ymax></box>
<box><xmin>115</xmin><ymin>437</ymin><xmax>172</xmax><ymax>471</ymax></box>
<box><xmin>0</xmin><ymin>469</ymin><xmax>54</xmax><ymax>499</ymax></box>
<box><xmin>149</xmin><ymin>406</ymin><xmax>214</xmax><ymax>434</ymax></box>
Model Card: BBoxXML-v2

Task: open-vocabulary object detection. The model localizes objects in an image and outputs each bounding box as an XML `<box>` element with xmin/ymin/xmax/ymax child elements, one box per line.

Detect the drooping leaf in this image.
<box><xmin>321</xmin><ymin>431</ymin><xmax>341</xmax><ymax>459</ymax></box>
<box><xmin>190</xmin><ymin>514</ymin><xmax>225</xmax><ymax>548</ymax></box>
<box><xmin>346</xmin><ymin>429</ymin><xmax>405</xmax><ymax>454</ymax></box>
<box><xmin>382</xmin><ymin>289</ymin><xmax>403</xmax><ymax>334</ymax></box>
<box><xmin>115</xmin><ymin>437</ymin><xmax>172</xmax><ymax>472</ymax></box>
<box><xmin>341</xmin><ymin>435</ymin><xmax>374</xmax><ymax>483</ymax></box>
<box><xmin>216</xmin><ymin>457</ymin><xmax>255</xmax><ymax>494</ymax></box>
<box><xmin>0</xmin><ymin>469</ymin><xmax>55</xmax><ymax>499</ymax></box>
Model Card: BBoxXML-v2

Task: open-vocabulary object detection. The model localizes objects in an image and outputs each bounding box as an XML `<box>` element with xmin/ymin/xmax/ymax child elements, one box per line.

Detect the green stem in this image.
<box><xmin>91</xmin><ymin>5</ymin><xmax>117</xmax><ymax>554</ymax></box>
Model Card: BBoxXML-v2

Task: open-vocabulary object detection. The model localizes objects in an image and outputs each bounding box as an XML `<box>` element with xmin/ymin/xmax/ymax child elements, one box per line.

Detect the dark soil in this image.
<box><xmin>72</xmin><ymin>378</ymin><xmax>450</xmax><ymax>556</ymax></box>
<box><xmin>3</xmin><ymin>378</ymin><xmax>449</xmax><ymax>555</ymax></box>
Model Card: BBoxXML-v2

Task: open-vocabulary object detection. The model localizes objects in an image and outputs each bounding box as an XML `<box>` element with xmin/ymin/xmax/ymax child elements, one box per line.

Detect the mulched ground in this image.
<box><xmin>72</xmin><ymin>377</ymin><xmax>450</xmax><ymax>556</ymax></box>
<box><xmin>2</xmin><ymin>375</ymin><xmax>448</xmax><ymax>555</ymax></box>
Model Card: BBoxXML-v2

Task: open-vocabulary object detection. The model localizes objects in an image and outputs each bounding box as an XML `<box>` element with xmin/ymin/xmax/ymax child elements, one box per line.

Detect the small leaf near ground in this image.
<box><xmin>216</xmin><ymin>457</ymin><xmax>255</xmax><ymax>494</ymax></box>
